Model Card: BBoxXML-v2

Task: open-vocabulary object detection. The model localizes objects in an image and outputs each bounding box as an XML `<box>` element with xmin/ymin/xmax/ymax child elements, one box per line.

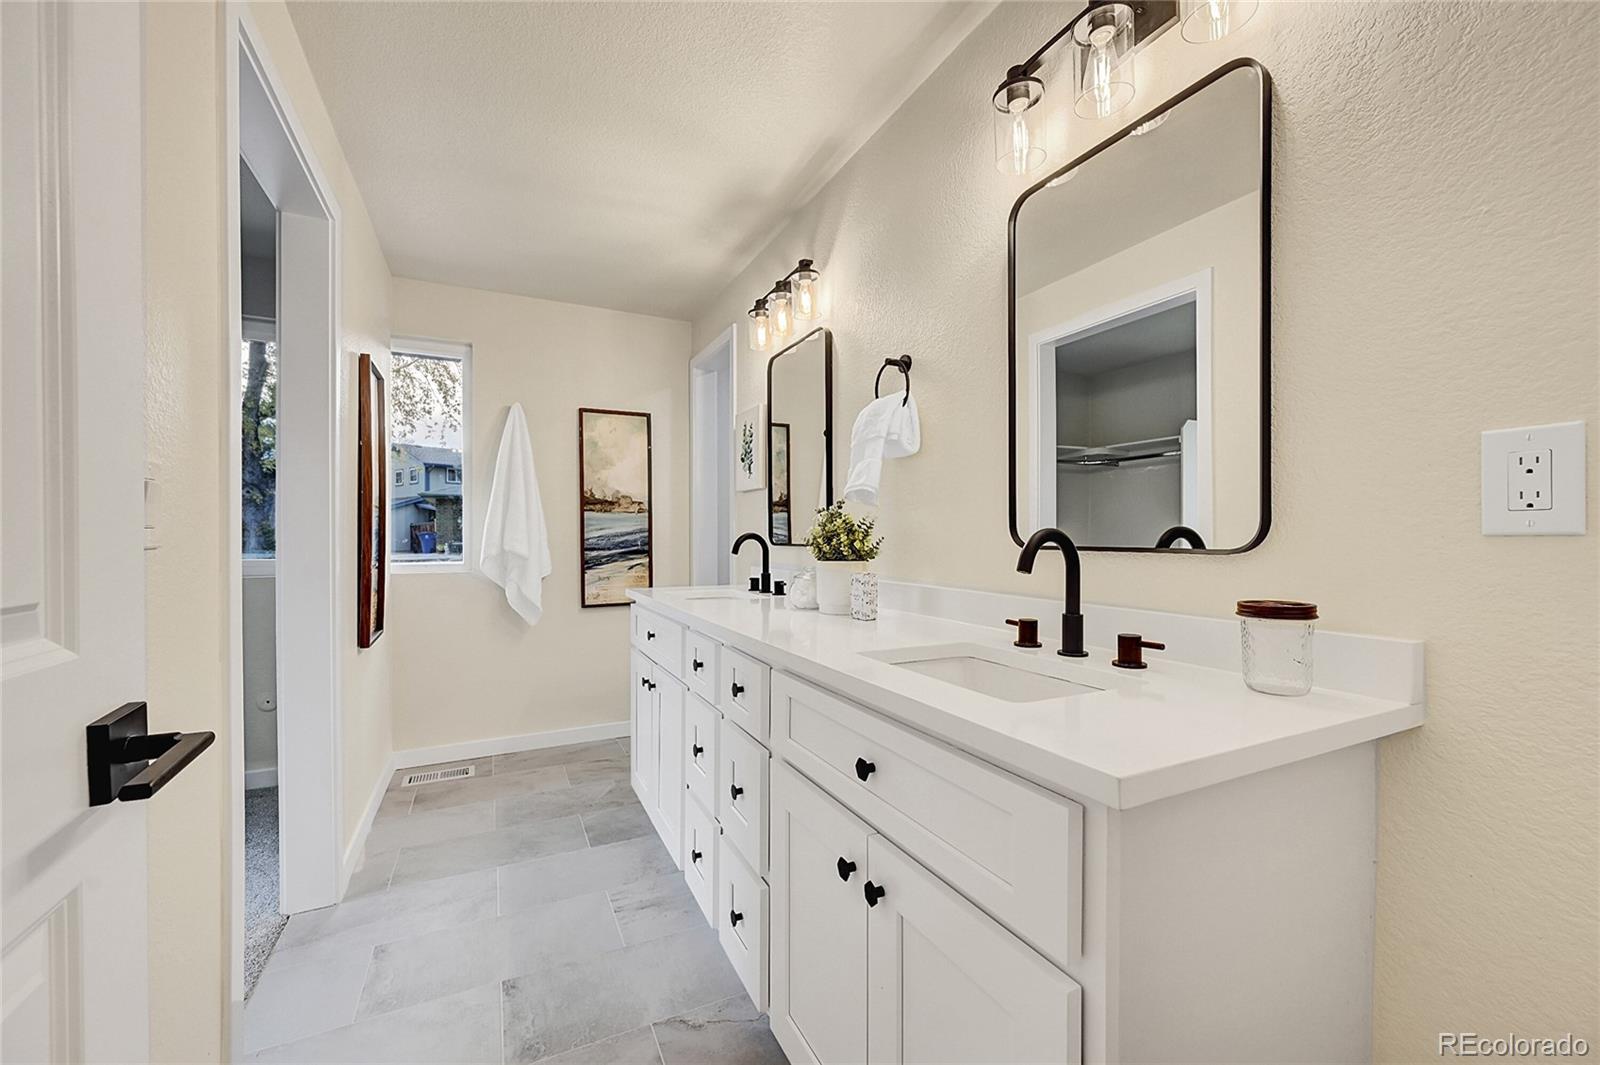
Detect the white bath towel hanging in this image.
<box><xmin>843</xmin><ymin>391</ymin><xmax>921</xmax><ymax>506</ymax></box>
<box><xmin>480</xmin><ymin>403</ymin><xmax>552</xmax><ymax>625</ymax></box>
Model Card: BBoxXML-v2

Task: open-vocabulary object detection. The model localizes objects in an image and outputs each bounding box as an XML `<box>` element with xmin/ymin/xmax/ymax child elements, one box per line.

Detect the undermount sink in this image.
<box><xmin>864</xmin><ymin>643</ymin><xmax>1105</xmax><ymax>703</ymax></box>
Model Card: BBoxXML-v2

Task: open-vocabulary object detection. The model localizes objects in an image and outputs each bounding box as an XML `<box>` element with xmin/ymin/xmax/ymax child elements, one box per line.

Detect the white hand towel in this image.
<box><xmin>480</xmin><ymin>403</ymin><xmax>552</xmax><ymax>625</ymax></box>
<box><xmin>843</xmin><ymin>392</ymin><xmax>921</xmax><ymax>506</ymax></box>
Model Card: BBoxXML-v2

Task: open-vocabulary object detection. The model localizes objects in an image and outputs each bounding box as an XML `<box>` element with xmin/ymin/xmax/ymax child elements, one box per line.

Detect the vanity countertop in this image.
<box><xmin>630</xmin><ymin>587</ymin><xmax>1423</xmax><ymax>809</ymax></box>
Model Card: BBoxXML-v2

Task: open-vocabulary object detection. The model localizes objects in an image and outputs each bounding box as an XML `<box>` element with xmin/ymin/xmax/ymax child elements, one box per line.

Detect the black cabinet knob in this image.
<box><xmin>864</xmin><ymin>881</ymin><xmax>886</xmax><ymax>907</ymax></box>
<box><xmin>729</xmin><ymin>783</ymin><xmax>744</xmax><ymax>800</ymax></box>
<box><xmin>691</xmin><ymin>743</ymin><xmax>704</xmax><ymax>757</ymax></box>
<box><xmin>731</xmin><ymin>681</ymin><xmax>745</xmax><ymax>698</ymax></box>
<box><xmin>730</xmin><ymin>909</ymin><xmax>744</xmax><ymax>927</ymax></box>
<box><xmin>693</xmin><ymin>658</ymin><xmax>703</xmax><ymax>672</ymax></box>
<box><xmin>855</xmin><ymin>757</ymin><xmax>876</xmax><ymax>782</ymax></box>
<box><xmin>691</xmin><ymin>849</ymin><xmax>703</xmax><ymax>863</ymax></box>
<box><xmin>640</xmin><ymin>677</ymin><xmax>648</xmax><ymax>689</ymax></box>
<box><xmin>646</xmin><ymin>680</ymin><xmax>656</xmax><ymax>691</ymax></box>
<box><xmin>837</xmin><ymin>857</ymin><xmax>857</xmax><ymax>882</ymax></box>
<box><xmin>646</xmin><ymin>630</ymin><xmax>656</xmax><ymax>640</ymax></box>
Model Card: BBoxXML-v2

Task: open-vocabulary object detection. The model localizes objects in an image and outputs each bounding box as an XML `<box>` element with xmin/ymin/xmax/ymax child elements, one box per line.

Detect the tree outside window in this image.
<box><xmin>390</xmin><ymin>350</ymin><xmax>466</xmax><ymax>561</ymax></box>
<box><xmin>242</xmin><ymin>339</ymin><xmax>277</xmax><ymax>557</ymax></box>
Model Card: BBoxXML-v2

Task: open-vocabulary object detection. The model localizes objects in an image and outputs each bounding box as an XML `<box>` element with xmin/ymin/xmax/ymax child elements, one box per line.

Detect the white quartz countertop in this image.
<box><xmin>630</xmin><ymin>587</ymin><xmax>1424</xmax><ymax>809</ymax></box>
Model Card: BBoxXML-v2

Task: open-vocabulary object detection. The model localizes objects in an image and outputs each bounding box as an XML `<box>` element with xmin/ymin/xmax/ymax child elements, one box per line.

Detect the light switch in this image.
<box><xmin>1481</xmin><ymin>421</ymin><xmax>1587</xmax><ymax>535</ymax></box>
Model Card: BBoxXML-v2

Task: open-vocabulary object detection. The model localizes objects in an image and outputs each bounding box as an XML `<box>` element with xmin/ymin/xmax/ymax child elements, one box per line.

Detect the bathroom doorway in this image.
<box><xmin>690</xmin><ymin>325</ymin><xmax>737</xmax><ymax>585</ymax></box>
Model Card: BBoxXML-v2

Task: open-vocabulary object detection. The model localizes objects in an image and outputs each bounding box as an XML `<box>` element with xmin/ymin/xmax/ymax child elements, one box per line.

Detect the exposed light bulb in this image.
<box><xmin>768</xmin><ymin>285</ymin><xmax>793</xmax><ymax>340</ymax></box>
<box><xmin>1086</xmin><ymin>27</ymin><xmax>1117</xmax><ymax>119</ymax></box>
<box><xmin>792</xmin><ymin>262</ymin><xmax>819</xmax><ymax>320</ymax></box>
<box><xmin>1180</xmin><ymin>0</ymin><xmax>1258</xmax><ymax>43</ymax></box>
<box><xmin>748</xmin><ymin>305</ymin><xmax>771</xmax><ymax>352</ymax></box>
<box><xmin>1007</xmin><ymin>112</ymin><xmax>1033</xmax><ymax>175</ymax></box>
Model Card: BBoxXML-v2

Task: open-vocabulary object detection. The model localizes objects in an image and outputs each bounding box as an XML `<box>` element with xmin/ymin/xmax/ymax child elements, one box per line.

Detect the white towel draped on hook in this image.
<box><xmin>480</xmin><ymin>403</ymin><xmax>552</xmax><ymax>625</ymax></box>
<box><xmin>843</xmin><ymin>392</ymin><xmax>921</xmax><ymax>506</ymax></box>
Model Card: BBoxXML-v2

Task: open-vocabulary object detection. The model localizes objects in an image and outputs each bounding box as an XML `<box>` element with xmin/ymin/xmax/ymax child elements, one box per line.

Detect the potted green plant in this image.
<box><xmin>805</xmin><ymin>502</ymin><xmax>883</xmax><ymax>615</ymax></box>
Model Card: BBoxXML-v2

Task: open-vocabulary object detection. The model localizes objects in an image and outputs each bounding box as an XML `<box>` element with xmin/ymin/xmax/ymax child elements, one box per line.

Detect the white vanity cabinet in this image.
<box><xmin>630</xmin><ymin>639</ymin><xmax>685</xmax><ymax>869</ymax></box>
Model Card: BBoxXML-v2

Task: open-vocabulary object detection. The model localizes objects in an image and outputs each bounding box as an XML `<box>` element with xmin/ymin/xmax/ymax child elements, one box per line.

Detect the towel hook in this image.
<box><xmin>875</xmin><ymin>356</ymin><xmax>913</xmax><ymax>406</ymax></box>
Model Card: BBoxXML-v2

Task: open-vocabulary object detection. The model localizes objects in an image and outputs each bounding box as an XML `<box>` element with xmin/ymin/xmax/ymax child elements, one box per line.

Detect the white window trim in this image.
<box><xmin>390</xmin><ymin>335</ymin><xmax>473</xmax><ymax>573</ymax></box>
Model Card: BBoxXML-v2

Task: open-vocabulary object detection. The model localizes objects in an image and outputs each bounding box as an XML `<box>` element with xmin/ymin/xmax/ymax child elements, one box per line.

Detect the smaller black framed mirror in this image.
<box><xmin>766</xmin><ymin>326</ymin><xmax>834</xmax><ymax>545</ymax></box>
<box><xmin>1008</xmin><ymin>58</ymin><xmax>1271</xmax><ymax>554</ymax></box>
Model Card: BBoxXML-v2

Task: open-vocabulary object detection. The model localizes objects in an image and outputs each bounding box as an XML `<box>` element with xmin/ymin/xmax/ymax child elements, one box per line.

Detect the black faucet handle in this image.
<box><xmin>1006</xmin><ymin>618</ymin><xmax>1042</xmax><ymax>649</ymax></box>
<box><xmin>1112</xmin><ymin>633</ymin><xmax>1166</xmax><ymax>670</ymax></box>
<box><xmin>749</xmin><ymin>576</ymin><xmax>761</xmax><ymax>592</ymax></box>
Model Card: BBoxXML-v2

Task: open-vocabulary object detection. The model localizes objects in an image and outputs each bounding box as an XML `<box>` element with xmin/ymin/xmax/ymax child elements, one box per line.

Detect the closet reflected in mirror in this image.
<box><xmin>766</xmin><ymin>326</ymin><xmax>834</xmax><ymax>545</ymax></box>
<box><xmin>1010</xmin><ymin>60</ymin><xmax>1270</xmax><ymax>553</ymax></box>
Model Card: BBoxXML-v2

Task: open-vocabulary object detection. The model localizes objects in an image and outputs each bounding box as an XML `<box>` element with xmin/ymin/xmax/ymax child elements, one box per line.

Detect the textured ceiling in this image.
<box><xmin>286</xmin><ymin>1</ymin><xmax>990</xmax><ymax>320</ymax></box>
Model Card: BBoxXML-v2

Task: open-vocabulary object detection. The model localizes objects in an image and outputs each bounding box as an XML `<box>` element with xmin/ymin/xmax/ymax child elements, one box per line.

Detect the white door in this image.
<box><xmin>654</xmin><ymin>674</ymin><xmax>687</xmax><ymax>867</ymax></box>
<box><xmin>630</xmin><ymin>651</ymin><xmax>656</xmax><ymax>811</ymax></box>
<box><xmin>2</xmin><ymin>3</ymin><xmax>151</xmax><ymax>1061</ymax></box>
<box><xmin>866</xmin><ymin>836</ymin><xmax>1082</xmax><ymax>1065</ymax></box>
<box><xmin>770</xmin><ymin>762</ymin><xmax>871</xmax><ymax>1065</ymax></box>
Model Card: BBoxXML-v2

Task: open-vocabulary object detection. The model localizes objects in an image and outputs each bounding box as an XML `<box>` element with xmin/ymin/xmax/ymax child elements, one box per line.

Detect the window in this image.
<box><xmin>394</xmin><ymin>469</ymin><xmax>403</xmax><ymax>487</ymax></box>
<box><xmin>389</xmin><ymin>338</ymin><xmax>470</xmax><ymax>564</ymax></box>
<box><xmin>241</xmin><ymin>334</ymin><xmax>278</xmax><ymax>558</ymax></box>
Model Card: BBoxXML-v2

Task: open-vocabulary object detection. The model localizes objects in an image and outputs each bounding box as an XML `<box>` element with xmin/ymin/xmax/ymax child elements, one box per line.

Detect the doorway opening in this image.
<box><xmin>690</xmin><ymin>326</ymin><xmax>737</xmax><ymax>585</ymax></box>
<box><xmin>228</xmin><ymin>13</ymin><xmax>345</xmax><ymax>1021</ymax></box>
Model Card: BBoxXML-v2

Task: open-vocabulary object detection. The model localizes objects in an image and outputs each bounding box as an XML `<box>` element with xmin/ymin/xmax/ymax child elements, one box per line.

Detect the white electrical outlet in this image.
<box><xmin>1482</xmin><ymin>421</ymin><xmax>1587</xmax><ymax>535</ymax></box>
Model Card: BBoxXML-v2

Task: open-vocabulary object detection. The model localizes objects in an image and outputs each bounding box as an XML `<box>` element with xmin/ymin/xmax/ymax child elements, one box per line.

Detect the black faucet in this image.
<box><xmin>1016</xmin><ymin>528</ymin><xmax>1088</xmax><ymax>658</ymax></box>
<box><xmin>731</xmin><ymin>532</ymin><xmax>771</xmax><ymax>593</ymax></box>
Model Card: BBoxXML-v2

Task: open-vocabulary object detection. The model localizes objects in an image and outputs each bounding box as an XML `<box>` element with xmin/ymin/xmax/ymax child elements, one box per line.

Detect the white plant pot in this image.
<box><xmin>814</xmin><ymin>560</ymin><xmax>867</xmax><ymax>615</ymax></box>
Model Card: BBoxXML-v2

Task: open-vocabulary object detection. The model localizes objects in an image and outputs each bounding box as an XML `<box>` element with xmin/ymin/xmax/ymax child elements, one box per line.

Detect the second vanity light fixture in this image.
<box><xmin>991</xmin><ymin>0</ymin><xmax>1257</xmax><ymax>175</ymax></box>
<box><xmin>747</xmin><ymin>259</ymin><xmax>821</xmax><ymax>353</ymax></box>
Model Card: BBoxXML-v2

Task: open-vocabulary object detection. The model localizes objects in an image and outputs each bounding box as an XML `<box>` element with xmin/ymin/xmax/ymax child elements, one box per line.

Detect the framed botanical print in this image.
<box><xmin>735</xmin><ymin>403</ymin><xmax>765</xmax><ymax>492</ymax></box>
<box><xmin>578</xmin><ymin>407</ymin><xmax>653</xmax><ymax>607</ymax></box>
<box><xmin>357</xmin><ymin>352</ymin><xmax>386</xmax><ymax>647</ymax></box>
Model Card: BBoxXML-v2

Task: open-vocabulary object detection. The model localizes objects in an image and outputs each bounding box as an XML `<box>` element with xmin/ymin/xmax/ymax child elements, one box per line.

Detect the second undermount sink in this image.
<box><xmin>864</xmin><ymin>643</ymin><xmax>1106</xmax><ymax>703</ymax></box>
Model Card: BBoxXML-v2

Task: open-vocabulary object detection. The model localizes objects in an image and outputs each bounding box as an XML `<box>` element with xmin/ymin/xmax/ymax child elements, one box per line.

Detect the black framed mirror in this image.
<box><xmin>1008</xmin><ymin>58</ymin><xmax>1271</xmax><ymax>554</ymax></box>
<box><xmin>766</xmin><ymin>326</ymin><xmax>834</xmax><ymax>545</ymax></box>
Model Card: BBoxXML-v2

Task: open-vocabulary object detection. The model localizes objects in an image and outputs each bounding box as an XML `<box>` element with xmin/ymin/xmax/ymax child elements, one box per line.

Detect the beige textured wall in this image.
<box><xmin>691</xmin><ymin>2</ymin><xmax>1599</xmax><ymax>1055</ymax></box>
<box><xmin>387</xmin><ymin>278</ymin><xmax>691</xmax><ymax>751</ymax></box>
<box><xmin>143</xmin><ymin>1</ymin><xmax>396</xmax><ymax>1058</ymax></box>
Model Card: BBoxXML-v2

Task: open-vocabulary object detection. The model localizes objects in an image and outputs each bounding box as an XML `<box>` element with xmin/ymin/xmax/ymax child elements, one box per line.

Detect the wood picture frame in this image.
<box><xmin>357</xmin><ymin>352</ymin><xmax>387</xmax><ymax>646</ymax></box>
<box><xmin>578</xmin><ymin>407</ymin><xmax>653</xmax><ymax>607</ymax></box>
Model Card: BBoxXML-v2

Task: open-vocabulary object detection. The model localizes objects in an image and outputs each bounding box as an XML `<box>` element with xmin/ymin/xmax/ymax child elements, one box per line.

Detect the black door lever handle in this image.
<box><xmin>87</xmin><ymin>702</ymin><xmax>215</xmax><ymax>806</ymax></box>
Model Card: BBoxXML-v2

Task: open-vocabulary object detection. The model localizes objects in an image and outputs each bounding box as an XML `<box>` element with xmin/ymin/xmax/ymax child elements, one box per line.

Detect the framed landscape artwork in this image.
<box><xmin>579</xmin><ymin>408</ymin><xmax>653</xmax><ymax>607</ymax></box>
<box><xmin>357</xmin><ymin>352</ymin><xmax>387</xmax><ymax>647</ymax></box>
<box><xmin>770</xmin><ymin>421</ymin><xmax>791</xmax><ymax>544</ymax></box>
<box><xmin>735</xmin><ymin>403</ymin><xmax>765</xmax><ymax>491</ymax></box>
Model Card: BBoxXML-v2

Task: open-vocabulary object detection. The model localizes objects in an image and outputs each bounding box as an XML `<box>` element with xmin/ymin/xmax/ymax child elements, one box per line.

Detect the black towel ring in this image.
<box><xmin>875</xmin><ymin>356</ymin><xmax>913</xmax><ymax>407</ymax></box>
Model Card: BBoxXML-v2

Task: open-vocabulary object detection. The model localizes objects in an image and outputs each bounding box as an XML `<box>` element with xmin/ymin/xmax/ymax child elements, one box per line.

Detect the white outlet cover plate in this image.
<box><xmin>1481</xmin><ymin>420</ymin><xmax>1587</xmax><ymax>535</ymax></box>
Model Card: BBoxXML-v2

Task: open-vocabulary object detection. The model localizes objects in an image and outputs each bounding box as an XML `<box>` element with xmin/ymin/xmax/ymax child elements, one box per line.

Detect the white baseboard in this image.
<box><xmin>244</xmin><ymin>766</ymin><xmax>278</xmax><ymax>790</ymax></box>
<box><xmin>391</xmin><ymin>720</ymin><xmax>630</xmax><ymax>771</ymax></box>
<box><xmin>336</xmin><ymin>719</ymin><xmax>630</xmax><ymax>899</ymax></box>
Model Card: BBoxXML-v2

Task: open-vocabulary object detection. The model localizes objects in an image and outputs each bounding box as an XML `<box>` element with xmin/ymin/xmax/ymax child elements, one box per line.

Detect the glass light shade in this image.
<box><xmin>792</xmin><ymin>262</ymin><xmax>820</xmax><ymax>320</ymax></box>
<box><xmin>1180</xmin><ymin>0</ymin><xmax>1258</xmax><ymax>43</ymax></box>
<box><xmin>748</xmin><ymin>305</ymin><xmax>771</xmax><ymax>352</ymax></box>
<box><xmin>767</xmin><ymin>284</ymin><xmax>793</xmax><ymax>340</ymax></box>
<box><xmin>1072</xmin><ymin>3</ymin><xmax>1135</xmax><ymax>120</ymax></box>
<box><xmin>992</xmin><ymin>74</ymin><xmax>1046</xmax><ymax>175</ymax></box>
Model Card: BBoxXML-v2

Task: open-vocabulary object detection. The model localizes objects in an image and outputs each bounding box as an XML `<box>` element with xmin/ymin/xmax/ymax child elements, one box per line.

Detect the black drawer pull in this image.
<box><xmin>854</xmin><ymin>757</ymin><xmax>876</xmax><ymax>782</ymax></box>
<box><xmin>639</xmin><ymin>676</ymin><xmax>648</xmax><ymax>689</ymax></box>
<box><xmin>646</xmin><ymin>680</ymin><xmax>656</xmax><ymax>691</ymax></box>
<box><xmin>730</xmin><ymin>680</ymin><xmax>745</xmax><ymax>698</ymax></box>
<box><xmin>729</xmin><ymin>782</ymin><xmax>744</xmax><ymax>800</ymax></box>
<box><xmin>692</xmin><ymin>743</ymin><xmax>704</xmax><ymax>757</ymax></box>
<box><xmin>864</xmin><ymin>881</ymin><xmax>886</xmax><ymax>907</ymax></box>
<box><xmin>646</xmin><ymin>630</ymin><xmax>656</xmax><ymax>640</ymax></box>
<box><xmin>692</xmin><ymin>658</ymin><xmax>704</xmax><ymax>672</ymax></box>
<box><xmin>729</xmin><ymin>909</ymin><xmax>744</xmax><ymax>927</ymax></box>
<box><xmin>837</xmin><ymin>857</ymin><xmax>857</xmax><ymax>882</ymax></box>
<box><xmin>691</xmin><ymin>849</ymin><xmax>703</xmax><ymax>863</ymax></box>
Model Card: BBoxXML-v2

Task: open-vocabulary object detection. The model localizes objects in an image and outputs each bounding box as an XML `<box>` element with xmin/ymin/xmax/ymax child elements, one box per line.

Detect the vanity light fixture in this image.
<box><xmin>1179</xmin><ymin>0</ymin><xmax>1257</xmax><ymax>43</ymax></box>
<box><xmin>748</xmin><ymin>260</ymin><xmax>823</xmax><ymax>349</ymax></box>
<box><xmin>1072</xmin><ymin>3</ymin><xmax>1136</xmax><ymax>120</ymax></box>
<box><xmin>748</xmin><ymin>300</ymin><xmax>772</xmax><ymax>352</ymax></box>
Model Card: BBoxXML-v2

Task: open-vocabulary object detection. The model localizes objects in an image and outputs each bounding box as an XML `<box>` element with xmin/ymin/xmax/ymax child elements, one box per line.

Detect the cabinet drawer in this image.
<box><xmin>631</xmin><ymin>606</ymin><xmax>685</xmax><ymax>676</ymax></box>
<box><xmin>684</xmin><ymin>694</ymin><xmax>718</xmax><ymax>815</ymax></box>
<box><xmin>771</xmin><ymin>671</ymin><xmax>1083</xmax><ymax>965</ymax></box>
<box><xmin>717</xmin><ymin>714</ymin><xmax>768</xmax><ymax>875</ymax></box>
<box><xmin>718</xmin><ymin>646</ymin><xmax>770</xmax><ymax>741</ymax></box>
<box><xmin>684</xmin><ymin>629</ymin><xmax>721</xmax><ymax>705</ymax></box>
<box><xmin>682</xmin><ymin>793</ymin><xmax>718</xmax><ymax>928</ymax></box>
<box><xmin>717</xmin><ymin>842</ymin><xmax>768</xmax><ymax>1011</ymax></box>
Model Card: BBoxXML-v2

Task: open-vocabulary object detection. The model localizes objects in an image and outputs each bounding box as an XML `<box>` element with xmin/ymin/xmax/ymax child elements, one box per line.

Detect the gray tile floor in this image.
<box><xmin>243</xmin><ymin>739</ymin><xmax>787</xmax><ymax>1064</ymax></box>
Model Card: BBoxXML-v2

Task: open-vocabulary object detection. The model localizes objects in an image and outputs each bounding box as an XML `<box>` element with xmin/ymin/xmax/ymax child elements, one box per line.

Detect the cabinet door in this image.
<box><xmin>656</xmin><ymin>674</ymin><xmax>687</xmax><ymax>867</ymax></box>
<box><xmin>770</xmin><ymin>762</ymin><xmax>871</xmax><ymax>1065</ymax></box>
<box><xmin>866</xmin><ymin>836</ymin><xmax>1081</xmax><ymax>1065</ymax></box>
<box><xmin>630</xmin><ymin>651</ymin><xmax>656</xmax><ymax>811</ymax></box>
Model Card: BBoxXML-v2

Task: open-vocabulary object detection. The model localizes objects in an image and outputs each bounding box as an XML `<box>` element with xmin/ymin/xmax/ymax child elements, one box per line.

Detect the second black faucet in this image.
<box><xmin>1016</xmin><ymin>528</ymin><xmax>1089</xmax><ymax>658</ymax></box>
<box><xmin>731</xmin><ymin>532</ymin><xmax>772</xmax><ymax>594</ymax></box>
